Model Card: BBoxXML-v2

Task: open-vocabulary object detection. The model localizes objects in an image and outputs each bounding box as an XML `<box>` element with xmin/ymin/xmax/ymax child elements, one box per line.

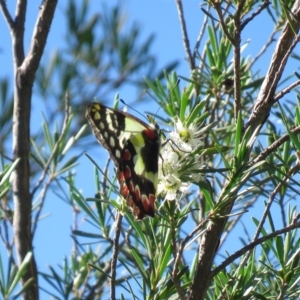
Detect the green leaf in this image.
<box><xmin>130</xmin><ymin>247</ymin><xmax>150</xmax><ymax>287</ymax></box>
<box><xmin>275</xmin><ymin>236</ymin><xmax>285</xmax><ymax>270</ymax></box>
<box><xmin>7</xmin><ymin>252</ymin><xmax>33</xmax><ymax>296</ymax></box>
<box><xmin>0</xmin><ymin>158</ymin><xmax>20</xmax><ymax>185</ymax></box>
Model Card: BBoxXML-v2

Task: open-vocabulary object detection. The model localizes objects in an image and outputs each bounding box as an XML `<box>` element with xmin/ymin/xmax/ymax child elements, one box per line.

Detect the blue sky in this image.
<box><xmin>0</xmin><ymin>1</ymin><xmax>297</xmax><ymax>298</ymax></box>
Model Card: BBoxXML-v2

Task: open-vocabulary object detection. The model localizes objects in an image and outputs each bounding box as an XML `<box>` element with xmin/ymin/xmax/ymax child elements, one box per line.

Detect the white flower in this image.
<box><xmin>169</xmin><ymin>118</ymin><xmax>203</xmax><ymax>152</ymax></box>
<box><xmin>158</xmin><ymin>173</ymin><xmax>189</xmax><ymax>201</ymax></box>
<box><xmin>159</xmin><ymin>144</ymin><xmax>179</xmax><ymax>176</ymax></box>
<box><xmin>157</xmin><ymin>117</ymin><xmax>206</xmax><ymax>211</ymax></box>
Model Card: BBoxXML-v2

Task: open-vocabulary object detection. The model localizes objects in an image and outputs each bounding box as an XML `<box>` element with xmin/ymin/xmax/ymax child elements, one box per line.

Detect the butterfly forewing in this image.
<box><xmin>86</xmin><ymin>102</ymin><xmax>160</xmax><ymax>219</ymax></box>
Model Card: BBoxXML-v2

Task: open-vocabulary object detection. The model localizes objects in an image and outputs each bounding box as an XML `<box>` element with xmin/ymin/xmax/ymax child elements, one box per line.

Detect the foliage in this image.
<box><xmin>1</xmin><ymin>0</ymin><xmax>300</xmax><ymax>299</ymax></box>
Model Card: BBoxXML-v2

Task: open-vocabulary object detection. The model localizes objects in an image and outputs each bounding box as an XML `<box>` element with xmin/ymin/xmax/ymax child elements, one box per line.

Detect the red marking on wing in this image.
<box><xmin>118</xmin><ymin>171</ymin><xmax>125</xmax><ymax>182</ymax></box>
<box><xmin>124</xmin><ymin>166</ymin><xmax>131</xmax><ymax>179</ymax></box>
<box><xmin>135</xmin><ymin>185</ymin><xmax>141</xmax><ymax>201</ymax></box>
<box><xmin>143</xmin><ymin>128</ymin><xmax>157</xmax><ymax>140</ymax></box>
<box><xmin>121</xmin><ymin>184</ymin><xmax>129</xmax><ymax>197</ymax></box>
<box><xmin>140</xmin><ymin>194</ymin><xmax>155</xmax><ymax>212</ymax></box>
<box><xmin>128</xmin><ymin>181</ymin><xmax>134</xmax><ymax>193</ymax></box>
<box><xmin>123</xmin><ymin>149</ymin><xmax>131</xmax><ymax>160</ymax></box>
<box><xmin>118</xmin><ymin>172</ymin><xmax>129</xmax><ymax>197</ymax></box>
<box><xmin>149</xmin><ymin>194</ymin><xmax>155</xmax><ymax>210</ymax></box>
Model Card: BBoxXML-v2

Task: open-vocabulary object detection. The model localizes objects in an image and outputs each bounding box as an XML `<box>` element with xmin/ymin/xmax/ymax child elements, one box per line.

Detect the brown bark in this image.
<box><xmin>246</xmin><ymin>1</ymin><xmax>300</xmax><ymax>131</ymax></box>
<box><xmin>188</xmin><ymin>1</ymin><xmax>300</xmax><ymax>299</ymax></box>
<box><xmin>1</xmin><ymin>0</ymin><xmax>58</xmax><ymax>298</ymax></box>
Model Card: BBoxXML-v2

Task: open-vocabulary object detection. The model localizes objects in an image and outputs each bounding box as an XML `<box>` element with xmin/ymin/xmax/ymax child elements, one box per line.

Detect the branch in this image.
<box><xmin>110</xmin><ymin>212</ymin><xmax>122</xmax><ymax>300</ymax></box>
<box><xmin>13</xmin><ymin>0</ymin><xmax>27</xmax><ymax>65</ymax></box>
<box><xmin>175</xmin><ymin>0</ymin><xmax>195</xmax><ymax>71</ymax></box>
<box><xmin>20</xmin><ymin>0</ymin><xmax>58</xmax><ymax>77</ymax></box>
<box><xmin>211</xmin><ymin>216</ymin><xmax>300</xmax><ymax>278</ymax></box>
<box><xmin>246</xmin><ymin>0</ymin><xmax>300</xmax><ymax>130</ymax></box>
<box><xmin>0</xmin><ymin>0</ymin><xmax>14</xmax><ymax>30</ymax></box>
<box><xmin>188</xmin><ymin>2</ymin><xmax>245</xmax><ymax>298</ymax></box>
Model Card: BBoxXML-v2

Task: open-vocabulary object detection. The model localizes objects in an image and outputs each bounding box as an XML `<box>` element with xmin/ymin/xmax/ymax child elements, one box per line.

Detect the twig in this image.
<box><xmin>31</xmin><ymin>93</ymin><xmax>70</xmax><ymax>198</ymax></box>
<box><xmin>31</xmin><ymin>178</ymin><xmax>51</xmax><ymax>236</ymax></box>
<box><xmin>175</xmin><ymin>0</ymin><xmax>195</xmax><ymax>71</ymax></box>
<box><xmin>0</xmin><ymin>0</ymin><xmax>14</xmax><ymax>30</ymax></box>
<box><xmin>173</xmin><ymin>218</ymin><xmax>209</xmax><ymax>282</ymax></box>
<box><xmin>213</xmin><ymin>3</ymin><xmax>235</xmax><ymax>44</ymax></box>
<box><xmin>247</xmin><ymin>29</ymin><xmax>276</xmax><ymax>71</ymax></box>
<box><xmin>216</xmin><ymin>161</ymin><xmax>300</xmax><ymax>298</ymax></box>
<box><xmin>0</xmin><ymin>151</ymin><xmax>13</xmax><ymax>161</ymax></box>
<box><xmin>252</xmin><ymin>162</ymin><xmax>300</xmax><ymax>244</ymax></box>
<box><xmin>249</xmin><ymin>125</ymin><xmax>300</xmax><ymax>167</ymax></box>
<box><xmin>219</xmin><ymin>196</ymin><xmax>257</xmax><ymax>248</ymax></box>
<box><xmin>170</xmin><ymin>216</ymin><xmax>186</xmax><ymax>300</ymax></box>
<box><xmin>233</xmin><ymin>13</ymin><xmax>242</xmax><ymax>121</ymax></box>
<box><xmin>110</xmin><ymin>211</ymin><xmax>122</xmax><ymax>300</ymax></box>
<box><xmin>193</xmin><ymin>10</ymin><xmax>209</xmax><ymax>61</ymax></box>
<box><xmin>273</xmin><ymin>79</ymin><xmax>300</xmax><ymax>102</ymax></box>
<box><xmin>211</xmin><ymin>217</ymin><xmax>300</xmax><ymax>278</ymax></box>
<box><xmin>241</xmin><ymin>0</ymin><xmax>271</xmax><ymax>30</ymax></box>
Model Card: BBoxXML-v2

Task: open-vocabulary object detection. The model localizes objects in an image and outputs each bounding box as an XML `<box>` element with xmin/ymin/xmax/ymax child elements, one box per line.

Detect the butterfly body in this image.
<box><xmin>86</xmin><ymin>102</ymin><xmax>160</xmax><ymax>219</ymax></box>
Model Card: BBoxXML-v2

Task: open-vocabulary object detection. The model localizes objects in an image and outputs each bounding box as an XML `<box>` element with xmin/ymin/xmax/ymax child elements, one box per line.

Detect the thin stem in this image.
<box><xmin>175</xmin><ymin>0</ymin><xmax>195</xmax><ymax>71</ymax></box>
<box><xmin>241</xmin><ymin>0</ymin><xmax>271</xmax><ymax>30</ymax></box>
<box><xmin>31</xmin><ymin>93</ymin><xmax>70</xmax><ymax>198</ymax></box>
<box><xmin>170</xmin><ymin>216</ymin><xmax>186</xmax><ymax>300</ymax></box>
<box><xmin>110</xmin><ymin>212</ymin><xmax>122</xmax><ymax>300</ymax></box>
<box><xmin>233</xmin><ymin>17</ymin><xmax>241</xmax><ymax>121</ymax></box>
<box><xmin>193</xmin><ymin>10</ymin><xmax>209</xmax><ymax>61</ymax></box>
<box><xmin>213</xmin><ymin>3</ymin><xmax>234</xmax><ymax>44</ymax></box>
<box><xmin>173</xmin><ymin>218</ymin><xmax>208</xmax><ymax>281</ymax></box>
<box><xmin>211</xmin><ymin>216</ymin><xmax>300</xmax><ymax>278</ymax></box>
<box><xmin>250</xmin><ymin>125</ymin><xmax>300</xmax><ymax>167</ymax></box>
<box><xmin>0</xmin><ymin>0</ymin><xmax>14</xmax><ymax>30</ymax></box>
<box><xmin>219</xmin><ymin>197</ymin><xmax>258</xmax><ymax>248</ymax></box>
<box><xmin>247</xmin><ymin>29</ymin><xmax>276</xmax><ymax>71</ymax></box>
<box><xmin>273</xmin><ymin>79</ymin><xmax>300</xmax><ymax>102</ymax></box>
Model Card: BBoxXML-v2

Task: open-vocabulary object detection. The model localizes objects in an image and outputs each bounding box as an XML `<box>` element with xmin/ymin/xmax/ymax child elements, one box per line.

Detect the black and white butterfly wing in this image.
<box><xmin>86</xmin><ymin>102</ymin><xmax>160</xmax><ymax>219</ymax></box>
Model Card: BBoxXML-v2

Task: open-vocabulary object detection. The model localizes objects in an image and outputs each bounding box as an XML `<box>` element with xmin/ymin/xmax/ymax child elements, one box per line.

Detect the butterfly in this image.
<box><xmin>86</xmin><ymin>102</ymin><xmax>160</xmax><ymax>219</ymax></box>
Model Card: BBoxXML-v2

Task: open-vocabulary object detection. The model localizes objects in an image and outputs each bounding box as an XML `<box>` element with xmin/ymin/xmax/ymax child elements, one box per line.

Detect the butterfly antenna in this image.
<box><xmin>120</xmin><ymin>99</ymin><xmax>148</xmax><ymax>122</ymax></box>
<box><xmin>121</xmin><ymin>79</ymin><xmax>180</xmax><ymax>123</ymax></box>
<box><xmin>155</xmin><ymin>79</ymin><xmax>180</xmax><ymax>117</ymax></box>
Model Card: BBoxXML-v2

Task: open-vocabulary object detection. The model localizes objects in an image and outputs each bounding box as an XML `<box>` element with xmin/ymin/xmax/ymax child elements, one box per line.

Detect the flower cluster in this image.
<box><xmin>158</xmin><ymin>117</ymin><xmax>204</xmax><ymax>202</ymax></box>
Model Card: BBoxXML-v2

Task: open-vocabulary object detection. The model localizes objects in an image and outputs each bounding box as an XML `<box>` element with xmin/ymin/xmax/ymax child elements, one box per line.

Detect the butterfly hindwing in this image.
<box><xmin>86</xmin><ymin>102</ymin><xmax>160</xmax><ymax>219</ymax></box>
